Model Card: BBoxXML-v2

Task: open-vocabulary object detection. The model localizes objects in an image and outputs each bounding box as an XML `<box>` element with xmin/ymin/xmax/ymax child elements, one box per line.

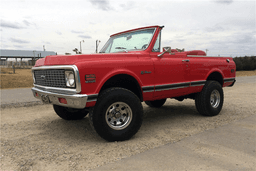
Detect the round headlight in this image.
<box><xmin>65</xmin><ymin>71</ymin><xmax>75</xmax><ymax>87</ymax></box>
<box><xmin>68</xmin><ymin>73</ymin><xmax>75</xmax><ymax>86</ymax></box>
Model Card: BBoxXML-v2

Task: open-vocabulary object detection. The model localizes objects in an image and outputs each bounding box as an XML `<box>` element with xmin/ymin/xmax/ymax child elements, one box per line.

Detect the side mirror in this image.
<box><xmin>163</xmin><ymin>47</ymin><xmax>172</xmax><ymax>53</ymax></box>
<box><xmin>158</xmin><ymin>47</ymin><xmax>173</xmax><ymax>57</ymax></box>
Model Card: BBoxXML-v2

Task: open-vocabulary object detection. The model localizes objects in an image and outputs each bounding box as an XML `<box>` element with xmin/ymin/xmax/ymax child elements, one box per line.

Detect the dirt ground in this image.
<box><xmin>0</xmin><ymin>67</ymin><xmax>256</xmax><ymax>89</ymax></box>
<box><xmin>0</xmin><ymin>81</ymin><xmax>255</xmax><ymax>171</ymax></box>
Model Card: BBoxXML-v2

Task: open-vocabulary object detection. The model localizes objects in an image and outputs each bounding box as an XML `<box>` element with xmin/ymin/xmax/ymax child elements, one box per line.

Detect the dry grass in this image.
<box><xmin>236</xmin><ymin>70</ymin><xmax>256</xmax><ymax>77</ymax></box>
<box><xmin>0</xmin><ymin>68</ymin><xmax>256</xmax><ymax>89</ymax></box>
<box><xmin>0</xmin><ymin>68</ymin><xmax>33</xmax><ymax>89</ymax></box>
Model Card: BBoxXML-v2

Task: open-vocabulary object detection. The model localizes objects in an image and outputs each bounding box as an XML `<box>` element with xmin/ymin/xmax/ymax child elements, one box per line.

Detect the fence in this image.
<box><xmin>0</xmin><ymin>61</ymin><xmax>34</xmax><ymax>68</ymax></box>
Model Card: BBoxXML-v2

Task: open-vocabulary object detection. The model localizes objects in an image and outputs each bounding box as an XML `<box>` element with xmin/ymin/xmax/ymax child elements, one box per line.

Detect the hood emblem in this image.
<box><xmin>41</xmin><ymin>75</ymin><xmax>46</xmax><ymax>80</ymax></box>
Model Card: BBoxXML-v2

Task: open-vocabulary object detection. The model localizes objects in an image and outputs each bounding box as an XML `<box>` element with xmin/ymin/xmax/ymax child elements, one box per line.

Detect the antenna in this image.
<box><xmin>80</xmin><ymin>40</ymin><xmax>85</xmax><ymax>53</ymax></box>
<box><xmin>205</xmin><ymin>49</ymin><xmax>209</xmax><ymax>55</ymax></box>
<box><xmin>96</xmin><ymin>40</ymin><xmax>101</xmax><ymax>53</ymax></box>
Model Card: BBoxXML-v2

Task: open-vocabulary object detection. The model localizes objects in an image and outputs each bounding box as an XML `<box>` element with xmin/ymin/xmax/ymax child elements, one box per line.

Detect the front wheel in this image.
<box><xmin>89</xmin><ymin>88</ymin><xmax>143</xmax><ymax>142</ymax></box>
<box><xmin>195</xmin><ymin>81</ymin><xmax>224</xmax><ymax>116</ymax></box>
<box><xmin>53</xmin><ymin>105</ymin><xmax>88</xmax><ymax>120</ymax></box>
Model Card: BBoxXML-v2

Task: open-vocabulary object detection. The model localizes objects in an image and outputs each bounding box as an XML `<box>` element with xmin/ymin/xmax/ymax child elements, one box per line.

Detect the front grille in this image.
<box><xmin>34</xmin><ymin>69</ymin><xmax>67</xmax><ymax>88</ymax></box>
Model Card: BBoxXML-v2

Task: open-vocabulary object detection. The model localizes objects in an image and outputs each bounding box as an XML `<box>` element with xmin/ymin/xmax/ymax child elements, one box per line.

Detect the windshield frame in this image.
<box><xmin>99</xmin><ymin>27</ymin><xmax>157</xmax><ymax>53</ymax></box>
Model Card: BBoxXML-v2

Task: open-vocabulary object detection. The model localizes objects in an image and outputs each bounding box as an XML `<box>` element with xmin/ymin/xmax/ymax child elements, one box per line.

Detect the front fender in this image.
<box><xmin>75</xmin><ymin>60</ymin><xmax>145</xmax><ymax>95</ymax></box>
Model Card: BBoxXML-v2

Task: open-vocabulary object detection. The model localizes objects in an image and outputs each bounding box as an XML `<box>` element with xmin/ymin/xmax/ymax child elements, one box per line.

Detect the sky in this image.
<box><xmin>0</xmin><ymin>0</ymin><xmax>255</xmax><ymax>57</ymax></box>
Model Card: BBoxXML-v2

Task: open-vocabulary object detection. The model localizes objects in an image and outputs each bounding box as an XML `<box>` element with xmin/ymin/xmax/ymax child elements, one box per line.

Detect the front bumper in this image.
<box><xmin>31</xmin><ymin>87</ymin><xmax>88</xmax><ymax>109</ymax></box>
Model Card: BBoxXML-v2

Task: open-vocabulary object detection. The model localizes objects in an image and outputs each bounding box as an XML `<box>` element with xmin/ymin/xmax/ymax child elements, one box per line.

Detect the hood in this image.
<box><xmin>34</xmin><ymin>53</ymin><xmax>141</xmax><ymax>67</ymax></box>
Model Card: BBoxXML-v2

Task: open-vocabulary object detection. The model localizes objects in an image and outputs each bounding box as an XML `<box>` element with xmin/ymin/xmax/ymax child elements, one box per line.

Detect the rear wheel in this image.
<box><xmin>195</xmin><ymin>81</ymin><xmax>223</xmax><ymax>116</ymax></box>
<box><xmin>145</xmin><ymin>99</ymin><xmax>166</xmax><ymax>108</ymax></box>
<box><xmin>89</xmin><ymin>88</ymin><xmax>143</xmax><ymax>142</ymax></box>
<box><xmin>53</xmin><ymin>105</ymin><xmax>88</xmax><ymax>120</ymax></box>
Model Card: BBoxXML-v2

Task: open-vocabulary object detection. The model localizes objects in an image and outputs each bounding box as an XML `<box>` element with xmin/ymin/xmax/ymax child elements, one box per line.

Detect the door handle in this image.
<box><xmin>182</xmin><ymin>59</ymin><xmax>190</xmax><ymax>62</ymax></box>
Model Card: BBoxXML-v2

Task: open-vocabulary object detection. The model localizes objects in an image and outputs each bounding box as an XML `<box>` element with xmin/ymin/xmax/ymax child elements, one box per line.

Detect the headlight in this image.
<box><xmin>65</xmin><ymin>71</ymin><xmax>75</xmax><ymax>87</ymax></box>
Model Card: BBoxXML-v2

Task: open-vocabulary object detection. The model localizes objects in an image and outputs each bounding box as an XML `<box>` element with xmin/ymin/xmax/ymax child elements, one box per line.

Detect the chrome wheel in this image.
<box><xmin>210</xmin><ymin>89</ymin><xmax>220</xmax><ymax>108</ymax></box>
<box><xmin>195</xmin><ymin>81</ymin><xmax>223</xmax><ymax>116</ymax></box>
<box><xmin>105</xmin><ymin>102</ymin><xmax>133</xmax><ymax>130</ymax></box>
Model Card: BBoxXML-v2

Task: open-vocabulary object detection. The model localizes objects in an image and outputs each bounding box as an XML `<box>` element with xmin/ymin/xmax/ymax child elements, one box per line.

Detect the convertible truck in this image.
<box><xmin>31</xmin><ymin>25</ymin><xmax>236</xmax><ymax>141</ymax></box>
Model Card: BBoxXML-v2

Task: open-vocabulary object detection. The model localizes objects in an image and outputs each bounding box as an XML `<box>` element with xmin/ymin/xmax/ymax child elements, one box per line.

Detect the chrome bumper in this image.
<box><xmin>31</xmin><ymin>87</ymin><xmax>88</xmax><ymax>109</ymax></box>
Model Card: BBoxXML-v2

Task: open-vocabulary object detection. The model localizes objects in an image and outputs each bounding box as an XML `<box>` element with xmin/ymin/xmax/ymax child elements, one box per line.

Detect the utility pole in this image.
<box><xmin>80</xmin><ymin>40</ymin><xmax>84</xmax><ymax>53</ymax></box>
<box><xmin>33</xmin><ymin>50</ymin><xmax>36</xmax><ymax>65</ymax></box>
<box><xmin>96</xmin><ymin>40</ymin><xmax>101</xmax><ymax>53</ymax></box>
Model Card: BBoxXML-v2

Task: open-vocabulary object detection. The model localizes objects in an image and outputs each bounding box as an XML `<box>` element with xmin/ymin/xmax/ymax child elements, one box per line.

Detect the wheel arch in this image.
<box><xmin>96</xmin><ymin>72</ymin><xmax>143</xmax><ymax>102</ymax></box>
<box><xmin>206</xmin><ymin>69</ymin><xmax>224</xmax><ymax>86</ymax></box>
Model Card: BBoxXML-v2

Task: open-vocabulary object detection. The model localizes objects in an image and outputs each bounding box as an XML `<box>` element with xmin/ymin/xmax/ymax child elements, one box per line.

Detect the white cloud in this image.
<box><xmin>10</xmin><ymin>38</ymin><xmax>30</xmax><ymax>44</ymax></box>
<box><xmin>23</xmin><ymin>20</ymin><xmax>30</xmax><ymax>26</ymax></box>
<box><xmin>213</xmin><ymin>0</ymin><xmax>234</xmax><ymax>5</ymax></box>
<box><xmin>0</xmin><ymin>20</ymin><xmax>24</xmax><ymax>29</ymax></box>
<box><xmin>71</xmin><ymin>30</ymin><xmax>84</xmax><ymax>34</ymax></box>
<box><xmin>55</xmin><ymin>31</ymin><xmax>62</xmax><ymax>35</ymax></box>
<box><xmin>0</xmin><ymin>0</ymin><xmax>255</xmax><ymax>56</ymax></box>
<box><xmin>78</xmin><ymin>35</ymin><xmax>92</xmax><ymax>39</ymax></box>
<box><xmin>88</xmin><ymin>0</ymin><xmax>113</xmax><ymax>11</ymax></box>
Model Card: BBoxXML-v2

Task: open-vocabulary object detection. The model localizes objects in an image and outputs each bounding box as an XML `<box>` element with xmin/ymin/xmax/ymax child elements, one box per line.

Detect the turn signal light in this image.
<box><xmin>58</xmin><ymin>98</ymin><xmax>67</xmax><ymax>104</ymax></box>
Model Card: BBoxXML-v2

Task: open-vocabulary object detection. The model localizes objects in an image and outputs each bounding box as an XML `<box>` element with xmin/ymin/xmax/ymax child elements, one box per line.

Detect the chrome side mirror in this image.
<box><xmin>157</xmin><ymin>47</ymin><xmax>173</xmax><ymax>57</ymax></box>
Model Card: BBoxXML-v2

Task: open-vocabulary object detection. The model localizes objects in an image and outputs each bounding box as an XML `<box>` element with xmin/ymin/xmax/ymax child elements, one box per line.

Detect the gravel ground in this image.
<box><xmin>1</xmin><ymin>81</ymin><xmax>255</xmax><ymax>171</ymax></box>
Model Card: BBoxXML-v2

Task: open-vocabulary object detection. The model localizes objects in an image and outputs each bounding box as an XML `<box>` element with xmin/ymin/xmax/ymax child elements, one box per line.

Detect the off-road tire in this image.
<box><xmin>195</xmin><ymin>81</ymin><xmax>224</xmax><ymax>116</ymax></box>
<box><xmin>53</xmin><ymin>105</ymin><xmax>88</xmax><ymax>120</ymax></box>
<box><xmin>145</xmin><ymin>99</ymin><xmax>166</xmax><ymax>108</ymax></box>
<box><xmin>89</xmin><ymin>87</ymin><xmax>143</xmax><ymax>142</ymax></box>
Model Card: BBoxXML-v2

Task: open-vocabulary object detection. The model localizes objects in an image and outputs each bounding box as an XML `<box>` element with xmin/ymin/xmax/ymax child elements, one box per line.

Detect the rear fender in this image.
<box><xmin>205</xmin><ymin>68</ymin><xmax>224</xmax><ymax>86</ymax></box>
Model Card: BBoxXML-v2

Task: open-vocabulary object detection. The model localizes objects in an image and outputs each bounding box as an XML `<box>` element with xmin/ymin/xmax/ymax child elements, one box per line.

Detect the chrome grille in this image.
<box><xmin>34</xmin><ymin>69</ymin><xmax>66</xmax><ymax>88</ymax></box>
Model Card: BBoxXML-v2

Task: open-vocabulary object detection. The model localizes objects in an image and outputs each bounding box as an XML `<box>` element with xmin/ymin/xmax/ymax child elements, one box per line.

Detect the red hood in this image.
<box><xmin>35</xmin><ymin>54</ymin><xmax>104</xmax><ymax>66</ymax></box>
<box><xmin>34</xmin><ymin>53</ymin><xmax>142</xmax><ymax>67</ymax></box>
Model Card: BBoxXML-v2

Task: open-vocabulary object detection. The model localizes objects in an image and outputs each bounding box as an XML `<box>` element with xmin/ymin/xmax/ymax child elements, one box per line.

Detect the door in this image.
<box><xmin>151</xmin><ymin>53</ymin><xmax>191</xmax><ymax>99</ymax></box>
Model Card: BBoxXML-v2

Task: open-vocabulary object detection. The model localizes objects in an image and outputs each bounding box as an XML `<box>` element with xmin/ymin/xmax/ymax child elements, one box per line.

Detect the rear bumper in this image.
<box><xmin>228</xmin><ymin>79</ymin><xmax>236</xmax><ymax>87</ymax></box>
<box><xmin>31</xmin><ymin>87</ymin><xmax>88</xmax><ymax>109</ymax></box>
<box><xmin>224</xmin><ymin>77</ymin><xmax>236</xmax><ymax>87</ymax></box>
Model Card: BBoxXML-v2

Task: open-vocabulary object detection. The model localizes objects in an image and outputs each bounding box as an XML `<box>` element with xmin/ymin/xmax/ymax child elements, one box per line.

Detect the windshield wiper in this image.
<box><xmin>115</xmin><ymin>47</ymin><xmax>126</xmax><ymax>49</ymax></box>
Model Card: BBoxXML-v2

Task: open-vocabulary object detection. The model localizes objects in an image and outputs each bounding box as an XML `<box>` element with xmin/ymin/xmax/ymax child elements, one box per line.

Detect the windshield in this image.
<box><xmin>100</xmin><ymin>28</ymin><xmax>155</xmax><ymax>53</ymax></box>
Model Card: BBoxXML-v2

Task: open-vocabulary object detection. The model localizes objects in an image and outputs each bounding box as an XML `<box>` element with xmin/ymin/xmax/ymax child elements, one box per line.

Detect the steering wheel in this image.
<box><xmin>141</xmin><ymin>44</ymin><xmax>148</xmax><ymax>50</ymax></box>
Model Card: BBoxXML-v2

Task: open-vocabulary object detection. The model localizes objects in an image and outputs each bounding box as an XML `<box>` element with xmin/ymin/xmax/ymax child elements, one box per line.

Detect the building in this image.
<box><xmin>0</xmin><ymin>49</ymin><xmax>57</xmax><ymax>66</ymax></box>
<box><xmin>0</xmin><ymin>49</ymin><xmax>56</xmax><ymax>61</ymax></box>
